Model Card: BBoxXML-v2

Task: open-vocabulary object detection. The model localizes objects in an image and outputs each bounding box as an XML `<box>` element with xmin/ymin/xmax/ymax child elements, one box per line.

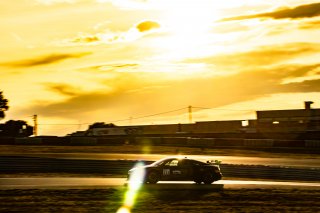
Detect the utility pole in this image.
<box><xmin>188</xmin><ymin>105</ymin><xmax>192</xmax><ymax>123</ymax></box>
<box><xmin>33</xmin><ymin>114</ymin><xmax>38</xmax><ymax>136</ymax></box>
<box><xmin>78</xmin><ymin>121</ymin><xmax>82</xmax><ymax>131</ymax></box>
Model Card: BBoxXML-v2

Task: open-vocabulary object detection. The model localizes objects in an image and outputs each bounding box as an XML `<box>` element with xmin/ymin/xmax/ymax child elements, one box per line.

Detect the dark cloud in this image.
<box><xmin>282</xmin><ymin>79</ymin><xmax>320</xmax><ymax>93</ymax></box>
<box><xmin>44</xmin><ymin>83</ymin><xmax>82</xmax><ymax>97</ymax></box>
<box><xmin>1</xmin><ymin>52</ymin><xmax>90</xmax><ymax>68</ymax></box>
<box><xmin>136</xmin><ymin>20</ymin><xmax>160</xmax><ymax>32</ymax></box>
<box><xmin>186</xmin><ymin>43</ymin><xmax>320</xmax><ymax>69</ymax></box>
<box><xmin>222</xmin><ymin>3</ymin><xmax>320</xmax><ymax>21</ymax></box>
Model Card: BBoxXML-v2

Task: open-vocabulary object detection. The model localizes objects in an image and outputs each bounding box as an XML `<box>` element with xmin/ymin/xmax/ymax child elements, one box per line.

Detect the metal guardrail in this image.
<box><xmin>0</xmin><ymin>156</ymin><xmax>319</xmax><ymax>182</ymax></box>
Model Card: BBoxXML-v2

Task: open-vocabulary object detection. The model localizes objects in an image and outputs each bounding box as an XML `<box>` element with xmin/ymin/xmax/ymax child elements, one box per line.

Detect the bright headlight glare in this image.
<box><xmin>128</xmin><ymin>165</ymin><xmax>145</xmax><ymax>191</ymax></box>
<box><xmin>117</xmin><ymin>161</ymin><xmax>146</xmax><ymax>213</ymax></box>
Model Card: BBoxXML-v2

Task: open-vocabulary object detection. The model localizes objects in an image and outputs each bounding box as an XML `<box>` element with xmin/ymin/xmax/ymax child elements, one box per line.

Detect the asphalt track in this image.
<box><xmin>1</xmin><ymin>178</ymin><xmax>320</xmax><ymax>189</ymax></box>
<box><xmin>4</xmin><ymin>153</ymin><xmax>320</xmax><ymax>168</ymax></box>
<box><xmin>1</xmin><ymin>155</ymin><xmax>320</xmax><ymax>181</ymax></box>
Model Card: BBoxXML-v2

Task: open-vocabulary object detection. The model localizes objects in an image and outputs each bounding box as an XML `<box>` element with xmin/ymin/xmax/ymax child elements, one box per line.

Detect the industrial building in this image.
<box><xmin>83</xmin><ymin>101</ymin><xmax>320</xmax><ymax>137</ymax></box>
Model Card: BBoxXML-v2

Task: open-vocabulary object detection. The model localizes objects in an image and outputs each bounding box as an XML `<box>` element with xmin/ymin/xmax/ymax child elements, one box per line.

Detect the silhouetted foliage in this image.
<box><xmin>88</xmin><ymin>122</ymin><xmax>117</xmax><ymax>129</ymax></box>
<box><xmin>0</xmin><ymin>91</ymin><xmax>9</xmax><ymax>119</ymax></box>
<box><xmin>0</xmin><ymin>120</ymin><xmax>33</xmax><ymax>137</ymax></box>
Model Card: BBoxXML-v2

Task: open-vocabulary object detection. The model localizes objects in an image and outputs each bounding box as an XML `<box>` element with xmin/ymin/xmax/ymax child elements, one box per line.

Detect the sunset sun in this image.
<box><xmin>154</xmin><ymin>0</ymin><xmax>223</xmax><ymax>61</ymax></box>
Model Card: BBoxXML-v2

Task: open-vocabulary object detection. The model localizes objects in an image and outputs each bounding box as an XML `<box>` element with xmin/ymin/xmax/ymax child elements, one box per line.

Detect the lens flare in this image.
<box><xmin>117</xmin><ymin>162</ymin><xmax>146</xmax><ymax>213</ymax></box>
<box><xmin>116</xmin><ymin>206</ymin><xmax>130</xmax><ymax>213</ymax></box>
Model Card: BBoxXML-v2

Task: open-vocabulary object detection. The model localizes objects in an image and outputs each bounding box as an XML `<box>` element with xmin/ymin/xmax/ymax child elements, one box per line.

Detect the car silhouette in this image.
<box><xmin>128</xmin><ymin>156</ymin><xmax>222</xmax><ymax>184</ymax></box>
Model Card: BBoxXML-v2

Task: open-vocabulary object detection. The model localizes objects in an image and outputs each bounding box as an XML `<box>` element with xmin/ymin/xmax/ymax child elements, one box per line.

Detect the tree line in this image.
<box><xmin>0</xmin><ymin>91</ymin><xmax>33</xmax><ymax>137</ymax></box>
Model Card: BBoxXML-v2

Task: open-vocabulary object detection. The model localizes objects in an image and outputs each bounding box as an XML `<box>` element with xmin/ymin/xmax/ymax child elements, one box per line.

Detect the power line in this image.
<box><xmin>38</xmin><ymin>123</ymin><xmax>81</xmax><ymax>125</ymax></box>
<box><xmin>193</xmin><ymin>106</ymin><xmax>254</xmax><ymax>112</ymax></box>
<box><xmin>108</xmin><ymin>107</ymin><xmax>187</xmax><ymax>123</ymax></box>
<box><xmin>37</xmin><ymin>107</ymin><xmax>188</xmax><ymax>126</ymax></box>
<box><xmin>36</xmin><ymin>105</ymin><xmax>255</xmax><ymax>127</ymax></box>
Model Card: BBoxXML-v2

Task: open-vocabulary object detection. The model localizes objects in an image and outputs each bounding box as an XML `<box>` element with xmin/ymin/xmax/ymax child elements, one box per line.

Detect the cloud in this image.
<box><xmin>72</xmin><ymin>35</ymin><xmax>100</xmax><ymax>43</ymax></box>
<box><xmin>112</xmin><ymin>63</ymin><xmax>138</xmax><ymax>68</ymax></box>
<box><xmin>186</xmin><ymin>42</ymin><xmax>320</xmax><ymax>69</ymax></box>
<box><xmin>136</xmin><ymin>20</ymin><xmax>160</xmax><ymax>32</ymax></box>
<box><xmin>222</xmin><ymin>2</ymin><xmax>320</xmax><ymax>21</ymax></box>
<box><xmin>44</xmin><ymin>83</ymin><xmax>83</xmax><ymax>96</ymax></box>
<box><xmin>81</xmin><ymin>63</ymin><xmax>140</xmax><ymax>73</ymax></box>
<box><xmin>19</xmin><ymin>63</ymin><xmax>320</xmax><ymax>122</ymax></box>
<box><xmin>299</xmin><ymin>19</ymin><xmax>320</xmax><ymax>29</ymax></box>
<box><xmin>1</xmin><ymin>52</ymin><xmax>90</xmax><ymax>68</ymax></box>
<box><xmin>65</xmin><ymin>33</ymin><xmax>120</xmax><ymax>45</ymax></box>
<box><xmin>63</xmin><ymin>20</ymin><xmax>160</xmax><ymax>46</ymax></box>
<box><xmin>281</xmin><ymin>79</ymin><xmax>320</xmax><ymax>93</ymax></box>
<box><xmin>23</xmin><ymin>92</ymin><xmax>123</xmax><ymax>118</ymax></box>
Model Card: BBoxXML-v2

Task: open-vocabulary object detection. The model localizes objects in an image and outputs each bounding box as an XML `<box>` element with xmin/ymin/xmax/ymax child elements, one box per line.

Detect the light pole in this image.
<box><xmin>33</xmin><ymin>114</ymin><xmax>38</xmax><ymax>136</ymax></box>
<box><xmin>188</xmin><ymin>106</ymin><xmax>192</xmax><ymax>123</ymax></box>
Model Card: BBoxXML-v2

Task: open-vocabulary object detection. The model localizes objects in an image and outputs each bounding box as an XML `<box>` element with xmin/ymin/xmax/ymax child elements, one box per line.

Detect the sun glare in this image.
<box><xmin>162</xmin><ymin>0</ymin><xmax>217</xmax><ymax>35</ymax></box>
<box><xmin>153</xmin><ymin>0</ymin><xmax>225</xmax><ymax>61</ymax></box>
<box><xmin>117</xmin><ymin>162</ymin><xmax>146</xmax><ymax>213</ymax></box>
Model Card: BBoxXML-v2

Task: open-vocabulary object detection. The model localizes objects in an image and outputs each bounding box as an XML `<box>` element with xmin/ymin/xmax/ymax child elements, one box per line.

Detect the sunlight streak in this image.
<box><xmin>117</xmin><ymin>162</ymin><xmax>146</xmax><ymax>213</ymax></box>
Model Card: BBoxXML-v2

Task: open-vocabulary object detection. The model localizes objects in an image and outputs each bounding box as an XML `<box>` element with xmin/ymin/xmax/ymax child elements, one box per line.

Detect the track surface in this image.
<box><xmin>1</xmin><ymin>178</ymin><xmax>320</xmax><ymax>189</ymax></box>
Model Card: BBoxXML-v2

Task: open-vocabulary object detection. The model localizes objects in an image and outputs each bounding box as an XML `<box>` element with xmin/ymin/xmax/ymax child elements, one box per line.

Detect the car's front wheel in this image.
<box><xmin>147</xmin><ymin>171</ymin><xmax>159</xmax><ymax>184</ymax></box>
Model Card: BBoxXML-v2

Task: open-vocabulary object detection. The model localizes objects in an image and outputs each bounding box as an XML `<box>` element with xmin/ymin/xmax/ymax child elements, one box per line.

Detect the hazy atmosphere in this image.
<box><xmin>1</xmin><ymin>0</ymin><xmax>320</xmax><ymax>135</ymax></box>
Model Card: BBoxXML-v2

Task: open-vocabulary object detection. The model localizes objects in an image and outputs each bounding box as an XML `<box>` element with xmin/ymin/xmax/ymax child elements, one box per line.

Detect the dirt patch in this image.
<box><xmin>0</xmin><ymin>188</ymin><xmax>319</xmax><ymax>213</ymax></box>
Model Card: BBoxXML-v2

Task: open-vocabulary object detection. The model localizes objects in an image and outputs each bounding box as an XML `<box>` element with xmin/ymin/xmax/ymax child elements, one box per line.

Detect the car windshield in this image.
<box><xmin>150</xmin><ymin>158</ymin><xmax>170</xmax><ymax>166</ymax></box>
<box><xmin>150</xmin><ymin>157</ymin><xmax>207</xmax><ymax>166</ymax></box>
<box><xmin>150</xmin><ymin>157</ymin><xmax>184</xmax><ymax>166</ymax></box>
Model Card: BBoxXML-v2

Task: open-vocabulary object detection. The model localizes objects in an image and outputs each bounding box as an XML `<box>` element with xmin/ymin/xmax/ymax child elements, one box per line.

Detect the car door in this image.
<box><xmin>177</xmin><ymin>159</ymin><xmax>193</xmax><ymax>180</ymax></box>
<box><xmin>161</xmin><ymin>159</ymin><xmax>179</xmax><ymax>180</ymax></box>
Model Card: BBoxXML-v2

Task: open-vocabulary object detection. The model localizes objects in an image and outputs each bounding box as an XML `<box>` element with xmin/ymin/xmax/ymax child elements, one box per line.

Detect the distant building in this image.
<box><xmin>69</xmin><ymin>101</ymin><xmax>320</xmax><ymax>136</ymax></box>
<box><xmin>256</xmin><ymin>101</ymin><xmax>320</xmax><ymax>132</ymax></box>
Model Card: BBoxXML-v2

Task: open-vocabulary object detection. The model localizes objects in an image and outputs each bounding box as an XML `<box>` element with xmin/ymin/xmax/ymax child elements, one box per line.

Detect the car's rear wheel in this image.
<box><xmin>194</xmin><ymin>177</ymin><xmax>202</xmax><ymax>184</ymax></box>
<box><xmin>202</xmin><ymin>172</ymin><xmax>214</xmax><ymax>184</ymax></box>
<box><xmin>147</xmin><ymin>171</ymin><xmax>159</xmax><ymax>184</ymax></box>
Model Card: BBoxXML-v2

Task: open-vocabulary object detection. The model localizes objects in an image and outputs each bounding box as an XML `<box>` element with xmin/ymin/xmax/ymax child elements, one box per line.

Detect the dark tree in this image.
<box><xmin>88</xmin><ymin>122</ymin><xmax>116</xmax><ymax>129</ymax></box>
<box><xmin>0</xmin><ymin>120</ymin><xmax>33</xmax><ymax>137</ymax></box>
<box><xmin>0</xmin><ymin>91</ymin><xmax>9</xmax><ymax>119</ymax></box>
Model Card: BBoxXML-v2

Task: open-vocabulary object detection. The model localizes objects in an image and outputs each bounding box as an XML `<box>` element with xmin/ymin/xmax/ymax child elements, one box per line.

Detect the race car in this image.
<box><xmin>128</xmin><ymin>156</ymin><xmax>222</xmax><ymax>184</ymax></box>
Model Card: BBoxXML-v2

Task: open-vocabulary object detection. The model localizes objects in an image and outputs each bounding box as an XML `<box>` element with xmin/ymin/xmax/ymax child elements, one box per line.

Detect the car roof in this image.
<box><xmin>151</xmin><ymin>156</ymin><xmax>208</xmax><ymax>166</ymax></box>
<box><xmin>160</xmin><ymin>156</ymin><xmax>188</xmax><ymax>160</ymax></box>
<box><xmin>159</xmin><ymin>156</ymin><xmax>206</xmax><ymax>163</ymax></box>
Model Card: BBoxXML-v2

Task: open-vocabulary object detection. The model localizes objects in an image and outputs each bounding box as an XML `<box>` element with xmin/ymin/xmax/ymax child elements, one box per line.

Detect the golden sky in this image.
<box><xmin>1</xmin><ymin>0</ymin><xmax>320</xmax><ymax>135</ymax></box>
